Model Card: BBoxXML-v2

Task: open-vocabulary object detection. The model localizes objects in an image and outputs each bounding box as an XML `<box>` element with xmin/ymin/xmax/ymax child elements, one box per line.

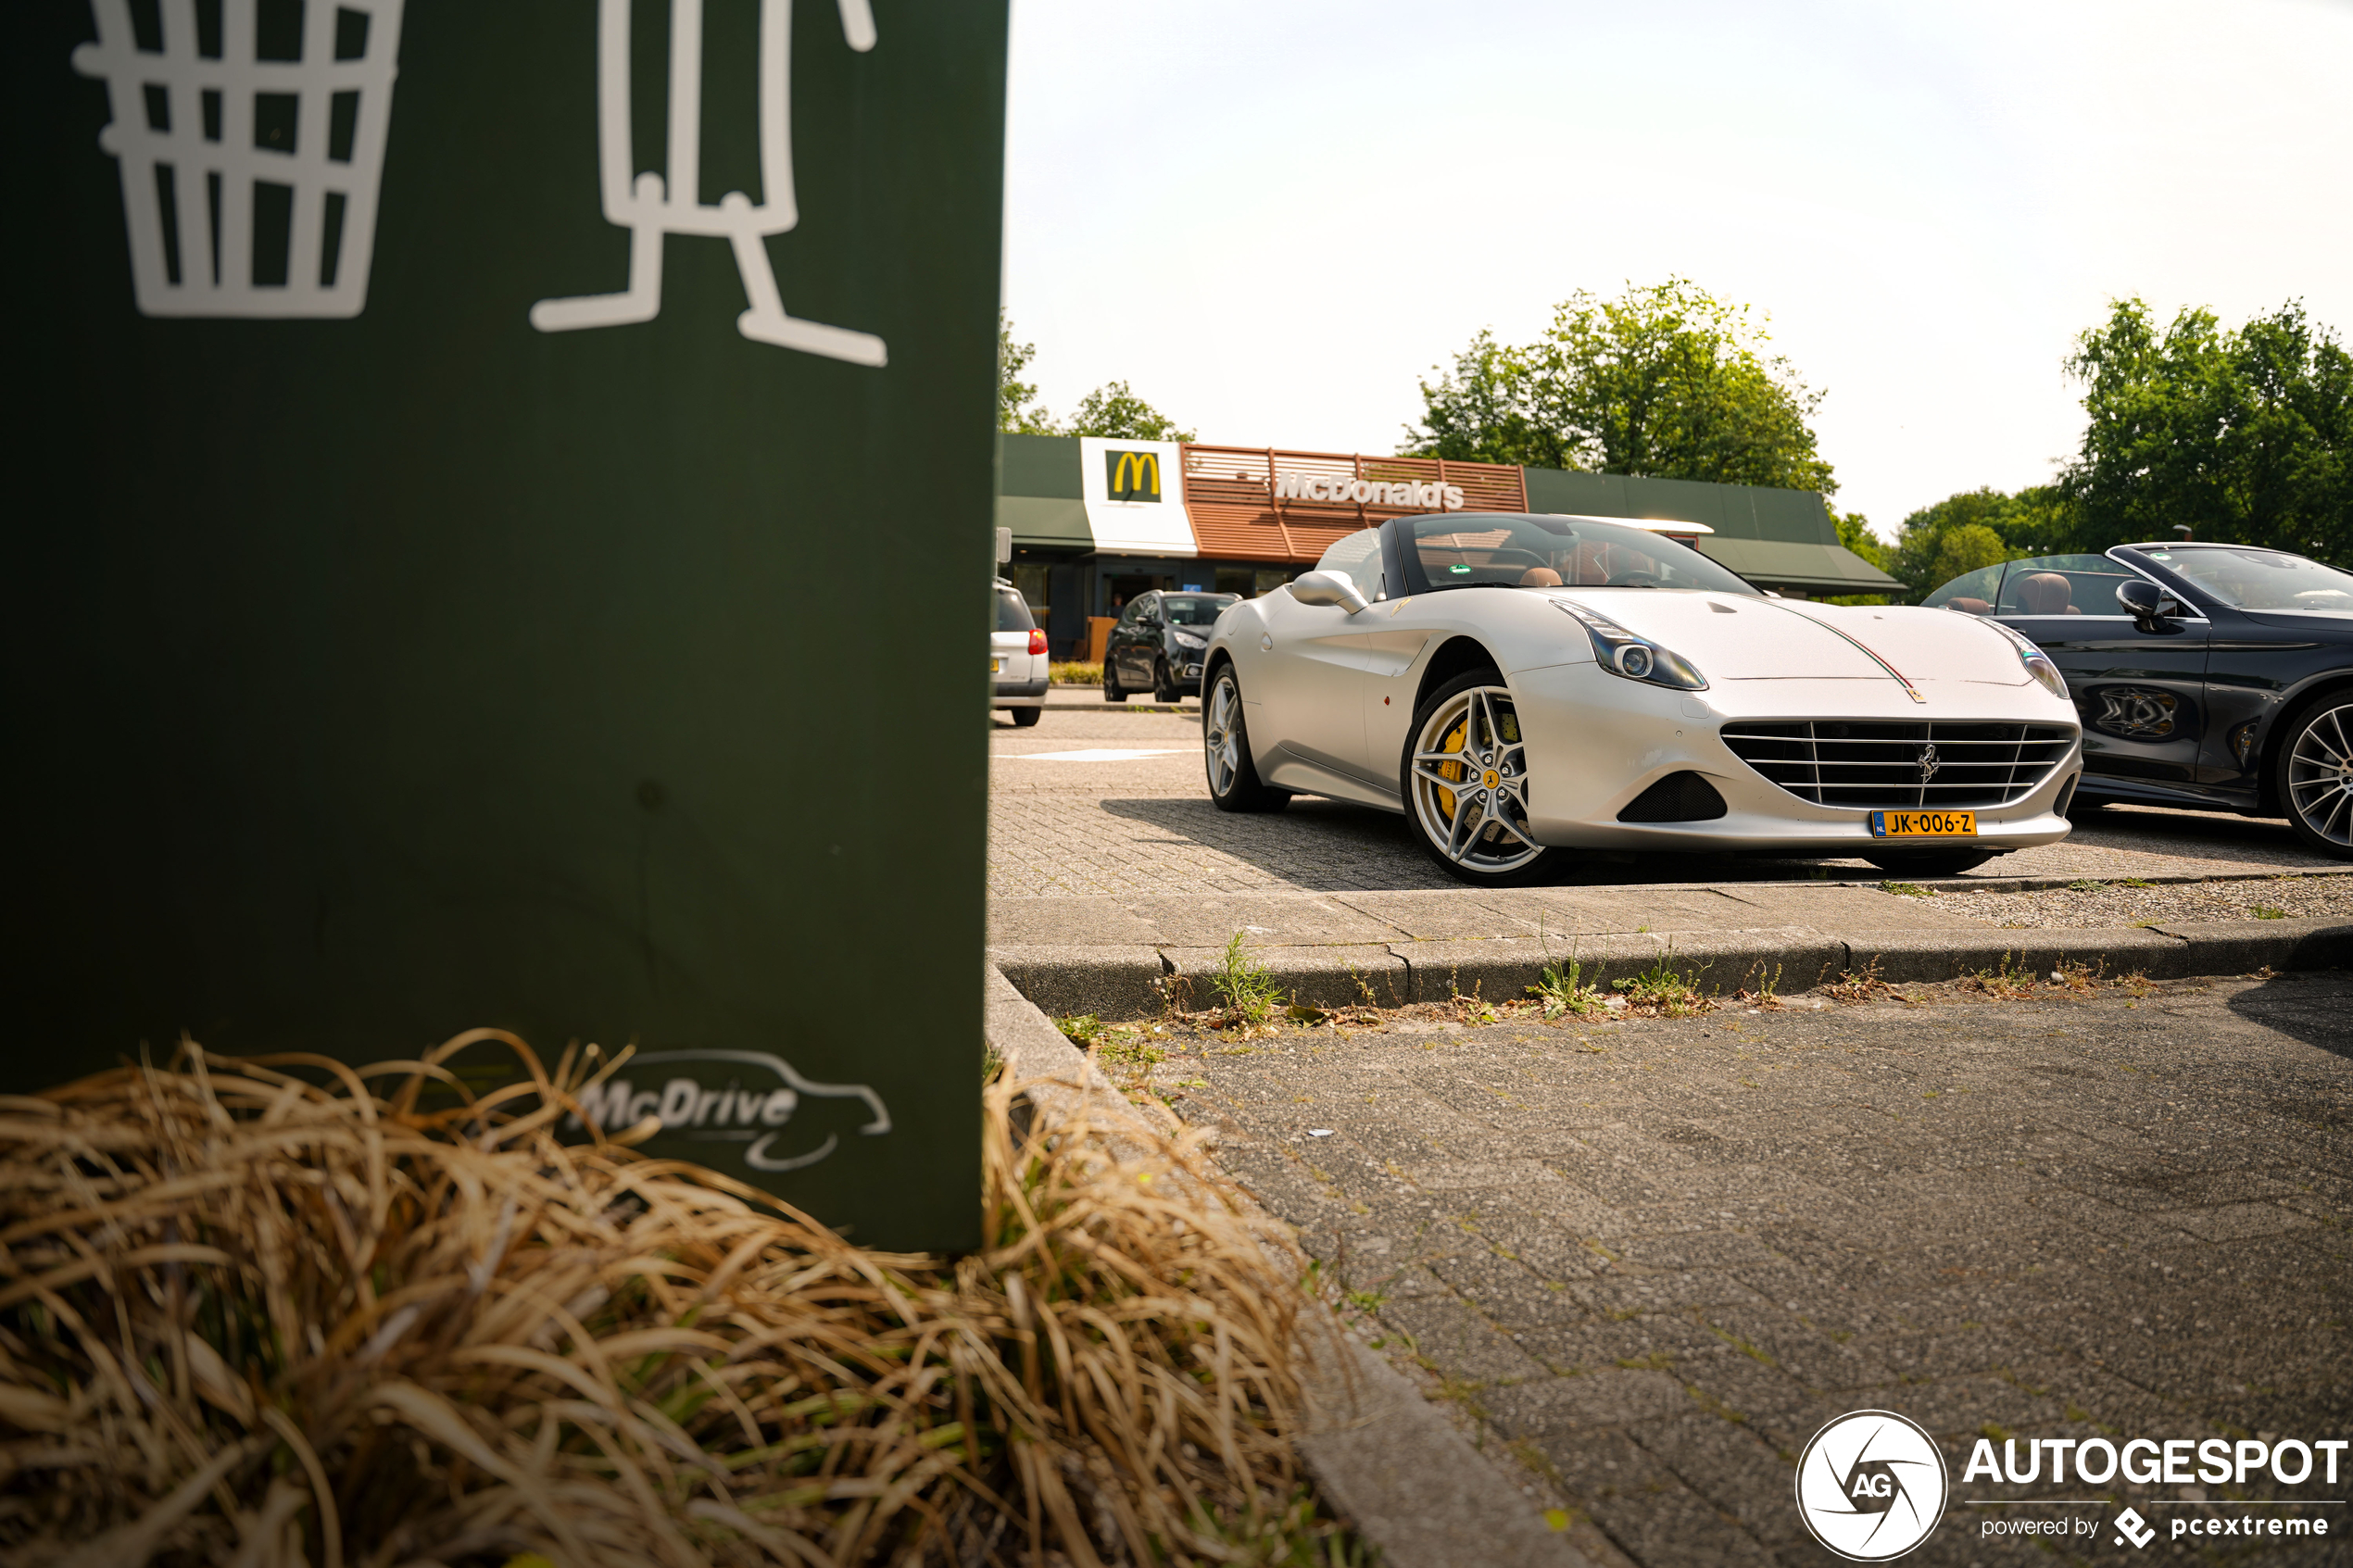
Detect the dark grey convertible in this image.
<box><xmin>1925</xmin><ymin>543</ymin><xmax>2353</xmax><ymax>857</ymax></box>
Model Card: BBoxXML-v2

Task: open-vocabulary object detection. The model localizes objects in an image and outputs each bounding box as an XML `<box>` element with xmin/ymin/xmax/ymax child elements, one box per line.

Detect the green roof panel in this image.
<box><xmin>996</xmin><ymin>494</ymin><xmax>1091</xmax><ymax>549</ymax></box>
<box><xmin>1698</xmin><ymin>537</ymin><xmax>1904</xmax><ymax>594</ymax></box>
<box><xmin>997</xmin><ymin>432</ymin><xmax>1082</xmax><ymax>500</ymax></box>
<box><xmin>1522</xmin><ymin>468</ymin><xmax>1628</xmax><ymax>517</ymax></box>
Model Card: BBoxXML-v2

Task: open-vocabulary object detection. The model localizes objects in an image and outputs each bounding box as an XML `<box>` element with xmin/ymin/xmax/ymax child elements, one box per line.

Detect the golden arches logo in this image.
<box><xmin>1105</xmin><ymin>449</ymin><xmax>1162</xmax><ymax>502</ymax></box>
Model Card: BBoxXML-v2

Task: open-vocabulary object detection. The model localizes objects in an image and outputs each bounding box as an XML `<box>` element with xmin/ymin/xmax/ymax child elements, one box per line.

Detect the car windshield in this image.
<box><xmin>1923</xmin><ymin>554</ymin><xmax>2145</xmax><ymax>617</ymax></box>
<box><xmin>993</xmin><ymin>587</ymin><xmax>1033</xmax><ymax>632</ymax></box>
<box><xmin>1160</xmin><ymin>593</ymin><xmax>1237</xmax><ymax>626</ymax></box>
<box><xmin>1406</xmin><ymin>513</ymin><xmax>1756</xmax><ymax>595</ymax></box>
<box><xmin>2140</xmin><ymin>546</ymin><xmax>2353</xmax><ymax>614</ymax></box>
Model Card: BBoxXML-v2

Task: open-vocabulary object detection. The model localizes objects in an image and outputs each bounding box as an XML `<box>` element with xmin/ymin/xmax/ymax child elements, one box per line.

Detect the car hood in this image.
<box><xmin>1547</xmin><ymin>592</ymin><xmax>2030</xmax><ymax>684</ymax></box>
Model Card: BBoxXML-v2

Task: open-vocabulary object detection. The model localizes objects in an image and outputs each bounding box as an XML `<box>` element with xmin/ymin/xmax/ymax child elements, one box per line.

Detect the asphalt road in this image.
<box><xmin>1153</xmin><ymin>974</ymin><xmax>2353</xmax><ymax>1566</ymax></box>
<box><xmin>989</xmin><ymin>708</ymin><xmax>2347</xmax><ymax>901</ymax></box>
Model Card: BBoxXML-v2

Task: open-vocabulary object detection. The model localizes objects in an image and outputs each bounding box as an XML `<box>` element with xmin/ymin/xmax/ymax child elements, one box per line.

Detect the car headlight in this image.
<box><xmin>1975</xmin><ymin>617</ymin><xmax>2070</xmax><ymax>700</ymax></box>
<box><xmin>1172</xmin><ymin>630</ymin><xmax>1206</xmax><ymax>648</ymax></box>
<box><xmin>1552</xmin><ymin>600</ymin><xmax>1707</xmax><ymax>691</ymax></box>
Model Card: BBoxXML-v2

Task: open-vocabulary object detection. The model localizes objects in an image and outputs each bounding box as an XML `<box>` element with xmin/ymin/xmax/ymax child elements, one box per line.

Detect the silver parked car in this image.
<box><xmin>992</xmin><ymin>578</ymin><xmax>1047</xmax><ymax>726</ymax></box>
<box><xmin>1199</xmin><ymin>512</ymin><xmax>2081</xmax><ymax>885</ymax></box>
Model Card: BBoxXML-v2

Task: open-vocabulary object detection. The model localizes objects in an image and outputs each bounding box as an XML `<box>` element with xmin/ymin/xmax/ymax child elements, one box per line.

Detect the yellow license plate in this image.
<box><xmin>989</xmin><ymin>658</ymin><xmax>1001</xmax><ymax>672</ymax></box>
<box><xmin>1871</xmin><ymin>809</ymin><xmax>1976</xmax><ymax>838</ymax></box>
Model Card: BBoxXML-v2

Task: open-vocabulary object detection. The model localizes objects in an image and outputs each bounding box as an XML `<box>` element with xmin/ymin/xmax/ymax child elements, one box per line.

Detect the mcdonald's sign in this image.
<box><xmin>1104</xmin><ymin>447</ymin><xmax>1163</xmax><ymax>502</ymax></box>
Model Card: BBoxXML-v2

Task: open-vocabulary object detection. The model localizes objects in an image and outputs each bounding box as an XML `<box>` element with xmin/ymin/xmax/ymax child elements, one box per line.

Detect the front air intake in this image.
<box><xmin>1617</xmin><ymin>771</ymin><xmax>1729</xmax><ymax>822</ymax></box>
<box><xmin>1720</xmin><ymin>720</ymin><xmax>2075</xmax><ymax>809</ymax></box>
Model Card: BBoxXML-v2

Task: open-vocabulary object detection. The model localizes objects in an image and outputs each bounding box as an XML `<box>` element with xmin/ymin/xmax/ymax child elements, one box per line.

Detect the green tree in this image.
<box><xmin>2060</xmin><ymin>297</ymin><xmax>2352</xmax><ymax>556</ymax></box>
<box><xmin>1063</xmin><ymin>380</ymin><xmax>1195</xmax><ymax>443</ymax></box>
<box><xmin>1883</xmin><ymin>484</ymin><xmax>2079</xmax><ymax>601</ymax></box>
<box><xmin>1927</xmin><ymin>523</ymin><xmax>2010</xmax><ymax>587</ymax></box>
<box><xmin>1822</xmin><ymin>507</ymin><xmax>1894</xmax><ymax>606</ymax></box>
<box><xmin>1831</xmin><ymin>507</ymin><xmax>1889</xmax><ymax>571</ymax></box>
<box><xmin>996</xmin><ymin>313</ymin><xmax>1194</xmax><ymax>441</ymax></box>
<box><xmin>998</xmin><ymin>310</ymin><xmax>1056</xmax><ymax>434</ymax></box>
<box><xmin>1403</xmin><ymin>279</ymin><xmax>1837</xmax><ymax>494</ymax></box>
<box><xmin>1401</xmin><ymin>329</ymin><xmax>1544</xmax><ymax>465</ymax></box>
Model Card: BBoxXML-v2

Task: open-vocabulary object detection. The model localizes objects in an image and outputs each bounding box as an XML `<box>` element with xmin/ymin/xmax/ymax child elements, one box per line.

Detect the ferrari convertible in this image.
<box><xmin>1200</xmin><ymin>512</ymin><xmax>2082</xmax><ymax>885</ymax></box>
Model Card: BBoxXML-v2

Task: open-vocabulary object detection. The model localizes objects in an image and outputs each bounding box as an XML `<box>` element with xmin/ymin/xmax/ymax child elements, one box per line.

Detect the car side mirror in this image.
<box><xmin>2116</xmin><ymin>578</ymin><xmax>2183</xmax><ymax>627</ymax></box>
<box><xmin>1290</xmin><ymin>570</ymin><xmax>1370</xmax><ymax>615</ymax></box>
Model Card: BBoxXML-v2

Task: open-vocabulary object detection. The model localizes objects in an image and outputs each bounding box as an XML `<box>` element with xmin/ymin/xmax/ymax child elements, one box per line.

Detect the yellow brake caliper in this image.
<box><xmin>1437</xmin><ymin>721</ymin><xmax>1466</xmax><ymax>821</ymax></box>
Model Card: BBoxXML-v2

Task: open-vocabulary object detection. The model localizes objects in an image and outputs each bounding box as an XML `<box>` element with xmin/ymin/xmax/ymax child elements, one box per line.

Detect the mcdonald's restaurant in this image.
<box><xmin>996</xmin><ymin>433</ymin><xmax>1904</xmax><ymax>660</ymax></box>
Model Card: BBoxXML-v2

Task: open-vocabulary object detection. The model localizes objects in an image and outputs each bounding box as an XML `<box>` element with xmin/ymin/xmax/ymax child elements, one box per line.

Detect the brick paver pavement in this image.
<box><xmin>1150</xmin><ymin>975</ymin><xmax>2353</xmax><ymax>1566</ymax></box>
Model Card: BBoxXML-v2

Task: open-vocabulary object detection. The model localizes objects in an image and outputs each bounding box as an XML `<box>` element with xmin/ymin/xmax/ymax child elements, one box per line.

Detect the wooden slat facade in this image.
<box><xmin>1178</xmin><ymin>445</ymin><xmax>1529</xmax><ymax>565</ymax></box>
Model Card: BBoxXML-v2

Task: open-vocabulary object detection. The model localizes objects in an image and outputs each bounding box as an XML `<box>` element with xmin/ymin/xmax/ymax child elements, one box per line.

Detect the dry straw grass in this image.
<box><xmin>0</xmin><ymin>1031</ymin><xmax>1328</xmax><ymax>1567</ymax></box>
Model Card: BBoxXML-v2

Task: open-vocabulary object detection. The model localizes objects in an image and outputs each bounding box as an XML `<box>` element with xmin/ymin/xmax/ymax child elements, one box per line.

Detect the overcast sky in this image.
<box><xmin>1000</xmin><ymin>0</ymin><xmax>2353</xmax><ymax>543</ymax></box>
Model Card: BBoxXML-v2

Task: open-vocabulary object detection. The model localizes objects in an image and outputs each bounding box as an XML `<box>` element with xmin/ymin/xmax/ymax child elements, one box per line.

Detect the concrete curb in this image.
<box><xmin>980</xmin><ymin>967</ymin><xmax>1595</xmax><ymax>1568</ymax></box>
<box><xmin>993</xmin><ymin>916</ymin><xmax>2353</xmax><ymax>1020</ymax></box>
<box><xmin>1039</xmin><ymin>685</ymin><xmax>1194</xmax><ymax>714</ymax></box>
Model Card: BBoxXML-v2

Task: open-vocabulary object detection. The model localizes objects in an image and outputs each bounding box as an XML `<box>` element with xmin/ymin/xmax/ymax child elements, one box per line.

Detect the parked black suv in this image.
<box><xmin>1102</xmin><ymin>590</ymin><xmax>1239</xmax><ymax>702</ymax></box>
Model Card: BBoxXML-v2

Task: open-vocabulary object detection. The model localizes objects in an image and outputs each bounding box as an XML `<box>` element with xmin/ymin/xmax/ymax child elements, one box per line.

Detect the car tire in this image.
<box><xmin>1154</xmin><ymin>658</ymin><xmax>1180</xmax><ymax>702</ymax></box>
<box><xmin>1202</xmin><ymin>666</ymin><xmax>1290</xmax><ymax>813</ymax></box>
<box><xmin>2274</xmin><ymin>694</ymin><xmax>2353</xmax><ymax>859</ymax></box>
<box><xmin>1861</xmin><ymin>848</ymin><xmax>1999</xmax><ymax>878</ymax></box>
<box><xmin>1102</xmin><ymin>657</ymin><xmax>1128</xmax><ymax>704</ymax></box>
<box><xmin>1008</xmin><ymin>704</ymin><xmax>1042</xmax><ymax>728</ymax></box>
<box><xmin>1400</xmin><ymin>671</ymin><xmax>1555</xmax><ymax>885</ymax></box>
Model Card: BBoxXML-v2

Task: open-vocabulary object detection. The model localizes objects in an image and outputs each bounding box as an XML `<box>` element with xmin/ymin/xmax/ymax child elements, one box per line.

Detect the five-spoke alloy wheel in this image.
<box><xmin>1402</xmin><ymin>672</ymin><xmax>1553</xmax><ymax>884</ymax></box>
<box><xmin>2281</xmin><ymin>698</ymin><xmax>2353</xmax><ymax>859</ymax></box>
<box><xmin>1203</xmin><ymin>666</ymin><xmax>1289</xmax><ymax>813</ymax></box>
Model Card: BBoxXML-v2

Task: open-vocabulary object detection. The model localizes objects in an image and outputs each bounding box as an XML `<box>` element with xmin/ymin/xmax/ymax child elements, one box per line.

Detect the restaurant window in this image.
<box><xmin>1010</xmin><ymin>563</ymin><xmax>1051</xmax><ymax>622</ymax></box>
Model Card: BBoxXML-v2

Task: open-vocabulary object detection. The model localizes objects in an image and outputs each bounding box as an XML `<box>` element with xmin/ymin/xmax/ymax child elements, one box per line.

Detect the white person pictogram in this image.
<box><xmin>531</xmin><ymin>0</ymin><xmax>887</xmax><ymax>366</ymax></box>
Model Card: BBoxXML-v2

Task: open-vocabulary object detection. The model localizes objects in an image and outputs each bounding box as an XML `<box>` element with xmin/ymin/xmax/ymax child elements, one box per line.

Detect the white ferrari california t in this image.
<box><xmin>1200</xmin><ymin>512</ymin><xmax>2082</xmax><ymax>884</ymax></box>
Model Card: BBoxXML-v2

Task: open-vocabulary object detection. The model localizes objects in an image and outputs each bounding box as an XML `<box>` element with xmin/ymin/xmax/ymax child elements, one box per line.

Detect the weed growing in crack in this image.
<box><xmin>1612</xmin><ymin>950</ymin><xmax>1708</xmax><ymax>1016</ymax></box>
<box><xmin>1529</xmin><ymin>919</ymin><xmax>1606</xmax><ymax>1019</ymax></box>
<box><xmin>1213</xmin><ymin>931</ymin><xmax>1286</xmax><ymax>1026</ymax></box>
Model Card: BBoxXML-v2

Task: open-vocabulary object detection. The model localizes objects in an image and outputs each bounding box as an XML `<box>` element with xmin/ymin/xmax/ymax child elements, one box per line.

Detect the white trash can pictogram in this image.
<box><xmin>73</xmin><ymin>0</ymin><xmax>406</xmax><ymax>319</ymax></box>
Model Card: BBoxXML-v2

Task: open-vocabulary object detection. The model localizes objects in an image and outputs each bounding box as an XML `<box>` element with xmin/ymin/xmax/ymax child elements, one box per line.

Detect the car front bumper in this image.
<box><xmin>1506</xmin><ymin>663</ymin><xmax>2082</xmax><ymax>856</ymax></box>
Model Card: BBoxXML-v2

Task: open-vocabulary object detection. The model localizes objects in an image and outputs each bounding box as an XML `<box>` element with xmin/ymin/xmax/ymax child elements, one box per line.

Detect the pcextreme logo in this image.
<box><xmin>1104</xmin><ymin>448</ymin><xmax>1163</xmax><ymax>502</ymax></box>
<box><xmin>1795</xmin><ymin>1411</ymin><xmax>1950</xmax><ymax>1561</ymax></box>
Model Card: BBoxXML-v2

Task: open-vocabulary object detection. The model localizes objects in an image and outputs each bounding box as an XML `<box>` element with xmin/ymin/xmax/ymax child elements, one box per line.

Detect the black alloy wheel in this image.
<box><xmin>1399</xmin><ymin>670</ymin><xmax>1555</xmax><ymax>885</ymax></box>
<box><xmin>2276</xmin><ymin>695</ymin><xmax>2353</xmax><ymax>859</ymax></box>
<box><xmin>1154</xmin><ymin>657</ymin><xmax>1180</xmax><ymax>702</ymax></box>
<box><xmin>1202</xmin><ymin>667</ymin><xmax>1289</xmax><ymax>813</ymax></box>
<box><xmin>1102</xmin><ymin>652</ymin><xmax>1128</xmax><ymax>703</ymax></box>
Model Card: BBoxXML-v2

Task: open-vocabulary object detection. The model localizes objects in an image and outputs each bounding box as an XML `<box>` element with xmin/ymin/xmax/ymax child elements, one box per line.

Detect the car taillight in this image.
<box><xmin>1027</xmin><ymin>628</ymin><xmax>1047</xmax><ymax>656</ymax></box>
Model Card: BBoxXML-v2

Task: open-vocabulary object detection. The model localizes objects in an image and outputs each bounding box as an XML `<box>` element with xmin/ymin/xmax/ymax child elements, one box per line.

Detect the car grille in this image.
<box><xmin>1719</xmin><ymin>721</ymin><xmax>2076</xmax><ymax>809</ymax></box>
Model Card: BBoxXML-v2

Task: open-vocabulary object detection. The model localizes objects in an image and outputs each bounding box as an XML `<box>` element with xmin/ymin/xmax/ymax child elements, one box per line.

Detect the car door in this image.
<box><xmin>2191</xmin><ymin>602</ymin><xmax>2339</xmax><ymax>800</ymax></box>
<box><xmin>1113</xmin><ymin>596</ymin><xmax>1151</xmax><ymax>686</ymax></box>
<box><xmin>1253</xmin><ymin>533</ymin><xmax>1386</xmax><ymax>781</ymax></box>
<box><xmin>1992</xmin><ymin>554</ymin><xmax>2209</xmax><ymax>789</ymax></box>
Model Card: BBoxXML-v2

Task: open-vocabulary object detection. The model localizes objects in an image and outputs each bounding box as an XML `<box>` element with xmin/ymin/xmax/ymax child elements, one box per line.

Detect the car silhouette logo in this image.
<box><xmin>1919</xmin><ymin>743</ymin><xmax>1940</xmax><ymax>784</ymax></box>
